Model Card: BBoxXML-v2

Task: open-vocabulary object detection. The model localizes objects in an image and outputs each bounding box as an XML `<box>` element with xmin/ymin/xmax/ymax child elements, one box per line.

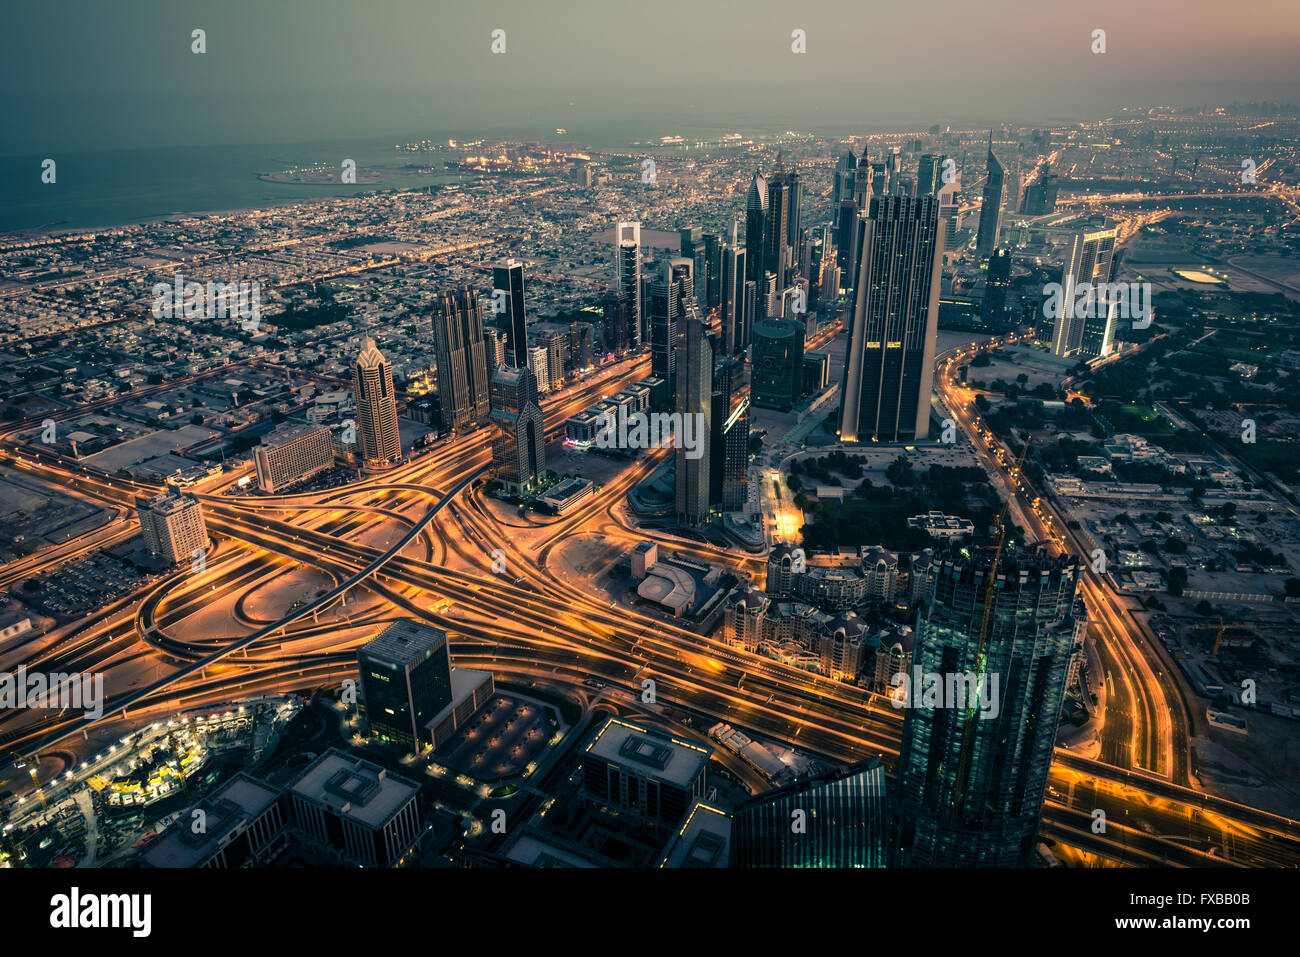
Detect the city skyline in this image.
<box><xmin>4</xmin><ymin>8</ymin><xmax>1300</xmax><ymax>927</ymax></box>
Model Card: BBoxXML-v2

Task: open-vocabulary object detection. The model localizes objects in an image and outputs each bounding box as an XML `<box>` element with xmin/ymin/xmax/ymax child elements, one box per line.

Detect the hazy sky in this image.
<box><xmin>4</xmin><ymin>0</ymin><xmax>1300</xmax><ymax>155</ymax></box>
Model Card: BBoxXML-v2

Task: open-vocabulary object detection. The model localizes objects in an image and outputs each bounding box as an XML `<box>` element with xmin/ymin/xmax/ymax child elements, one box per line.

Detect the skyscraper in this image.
<box><xmin>357</xmin><ymin>619</ymin><xmax>453</xmax><ymax>752</ymax></box>
<box><xmin>489</xmin><ymin>364</ymin><xmax>546</xmax><ymax>494</ymax></box>
<box><xmin>680</xmin><ymin>226</ymin><xmax>708</xmax><ymax>309</ymax></box>
<box><xmin>731</xmin><ymin>758</ymin><xmax>890</xmax><ymax>867</ymax></box>
<box><xmin>492</xmin><ymin>258</ymin><xmax>529</xmax><ymax>369</ymax></box>
<box><xmin>869</xmin><ymin>159</ymin><xmax>889</xmax><ymax>197</ymax></box>
<box><xmin>975</xmin><ymin>133</ymin><xmax>1005</xmax><ymax>256</ymax></box>
<box><xmin>483</xmin><ymin>326</ymin><xmax>506</xmax><ymax>369</ymax></box>
<box><xmin>702</xmin><ymin>231</ymin><xmax>723</xmax><ymax>309</ymax></box>
<box><xmin>719</xmin><ymin>223</ymin><xmax>747</xmax><ymax>356</ymax></box>
<box><xmin>766</xmin><ymin>152</ymin><xmax>800</xmax><ymax>286</ymax></box>
<box><xmin>741</xmin><ymin>280</ymin><xmax>758</xmax><ymax>352</ymax></box>
<box><xmin>650</xmin><ymin>257</ymin><xmax>702</xmax><ymax>384</ymax></box>
<box><xmin>674</xmin><ymin>316</ymin><xmax>712</xmax><ymax>525</ymax></box>
<box><xmin>648</xmin><ymin>260</ymin><xmax>685</xmax><ymax>383</ymax></box>
<box><xmin>895</xmin><ymin>546</ymin><xmax>1082</xmax><ymax>867</ymax></box>
<box><xmin>832</xmin><ymin>148</ymin><xmax>858</xmax><ymax>215</ymax></box>
<box><xmin>838</xmin><ymin>196</ymin><xmax>943</xmax><ymax>443</ymax></box>
<box><xmin>136</xmin><ymin>485</ymin><xmax>209</xmax><ymax>565</ymax></box>
<box><xmin>917</xmin><ymin>153</ymin><xmax>945</xmax><ymax>197</ymax></box>
<box><xmin>750</xmin><ymin>317</ymin><xmax>806</xmax><ymax>411</ymax></box>
<box><xmin>744</xmin><ymin>170</ymin><xmax>768</xmax><ymax>285</ymax></box>
<box><xmin>430</xmin><ymin>286</ymin><xmax>491</xmax><ymax>433</ymax></box>
<box><xmin>600</xmin><ymin>291</ymin><xmax>633</xmax><ymax>356</ymax></box>
<box><xmin>1023</xmin><ymin>169</ymin><xmax>1060</xmax><ymax>215</ymax></box>
<box><xmin>710</xmin><ymin>394</ymin><xmax>750</xmax><ymax>514</ymax></box>
<box><xmin>835</xmin><ymin>200</ymin><xmax>860</xmax><ymax>297</ymax></box>
<box><xmin>854</xmin><ymin>145</ymin><xmax>875</xmax><ymax>205</ymax></box>
<box><xmin>1042</xmin><ymin>226</ymin><xmax>1118</xmax><ymax>358</ymax></box>
<box><xmin>527</xmin><ymin>344</ymin><xmax>551</xmax><ymax>394</ymax></box>
<box><xmin>353</xmin><ymin>337</ymin><xmax>402</xmax><ymax>470</ymax></box>
<box><xmin>615</xmin><ymin>222</ymin><xmax>643</xmax><ymax>349</ymax></box>
<box><xmin>981</xmin><ymin>247</ymin><xmax>1011</xmax><ymax>329</ymax></box>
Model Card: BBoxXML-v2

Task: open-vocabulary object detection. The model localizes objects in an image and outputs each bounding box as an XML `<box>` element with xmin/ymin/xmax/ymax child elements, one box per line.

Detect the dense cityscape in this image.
<box><xmin>1</xmin><ymin>2</ymin><xmax>1298</xmax><ymax>937</ymax></box>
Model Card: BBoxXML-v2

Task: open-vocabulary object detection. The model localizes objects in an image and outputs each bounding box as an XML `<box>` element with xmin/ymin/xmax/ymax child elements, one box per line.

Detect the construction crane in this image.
<box><xmin>1192</xmin><ymin>618</ymin><xmax>1292</xmax><ymax>661</ymax></box>
<box><xmin>942</xmin><ymin>437</ymin><xmax>1031</xmax><ymax>866</ymax></box>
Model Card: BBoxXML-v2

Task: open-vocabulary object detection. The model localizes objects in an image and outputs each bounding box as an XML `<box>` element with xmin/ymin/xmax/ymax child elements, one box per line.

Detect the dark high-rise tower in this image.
<box><xmin>492</xmin><ymin>258</ymin><xmax>529</xmax><ymax>368</ymax></box>
<box><xmin>732</xmin><ymin>758</ymin><xmax>890</xmax><ymax>867</ymax></box>
<box><xmin>600</xmin><ymin>291</ymin><xmax>633</xmax><ymax>356</ymax></box>
<box><xmin>358</xmin><ymin>620</ymin><xmax>454</xmax><ymax>751</ymax></box>
<box><xmin>744</xmin><ymin>170</ymin><xmax>768</xmax><ymax>285</ymax></box>
<box><xmin>896</xmin><ymin>546</ymin><xmax>1083</xmax><ymax>867</ymax></box>
<box><xmin>489</xmin><ymin>364</ymin><xmax>545</xmax><ymax>494</ymax></box>
<box><xmin>765</xmin><ymin>168</ymin><xmax>791</xmax><ymax>288</ymax></box>
<box><xmin>1023</xmin><ymin>168</ymin><xmax>1060</xmax><ymax>215</ymax></box>
<box><xmin>680</xmin><ymin>226</ymin><xmax>708</xmax><ymax>309</ymax></box>
<box><xmin>674</xmin><ymin>316</ymin><xmax>712</xmax><ymax>525</ymax></box>
<box><xmin>615</xmin><ymin>222</ymin><xmax>643</xmax><ymax>349</ymax></box>
<box><xmin>751</xmin><ymin>317</ymin><xmax>806</xmax><ymax>411</ymax></box>
<box><xmin>838</xmin><ymin>196</ymin><xmax>943</xmax><ymax>443</ymax></box>
<box><xmin>648</xmin><ymin>260</ymin><xmax>686</xmax><ymax>383</ymax></box>
<box><xmin>835</xmin><ymin>201</ymin><xmax>860</xmax><ymax>297</ymax></box>
<box><xmin>917</xmin><ymin>154</ymin><xmax>945</xmax><ymax>197</ymax></box>
<box><xmin>430</xmin><ymin>287</ymin><xmax>491</xmax><ymax>433</ymax></box>
<box><xmin>710</xmin><ymin>392</ymin><xmax>750</xmax><ymax>514</ymax></box>
<box><xmin>833</xmin><ymin>148</ymin><xmax>858</xmax><ymax>216</ymax></box>
<box><xmin>702</xmin><ymin>232</ymin><xmax>723</xmax><ymax>309</ymax></box>
<box><xmin>720</xmin><ymin>223</ymin><xmax>747</xmax><ymax>356</ymax></box>
<box><xmin>981</xmin><ymin>248</ymin><xmax>1011</xmax><ymax>330</ymax></box>
<box><xmin>870</xmin><ymin>160</ymin><xmax>889</xmax><ymax>198</ymax></box>
<box><xmin>758</xmin><ymin>152</ymin><xmax>800</xmax><ymax>289</ymax></box>
<box><xmin>975</xmin><ymin>134</ymin><xmax>1005</xmax><ymax>256</ymax></box>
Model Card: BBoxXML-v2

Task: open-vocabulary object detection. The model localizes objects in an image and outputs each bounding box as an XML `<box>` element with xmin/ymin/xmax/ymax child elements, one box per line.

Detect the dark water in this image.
<box><xmin>0</xmin><ymin>122</ymin><xmax>785</xmax><ymax>234</ymax></box>
<box><xmin>0</xmin><ymin>139</ymin><xmax>481</xmax><ymax>234</ymax></box>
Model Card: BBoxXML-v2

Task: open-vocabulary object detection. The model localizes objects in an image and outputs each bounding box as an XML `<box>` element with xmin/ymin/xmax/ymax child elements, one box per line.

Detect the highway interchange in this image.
<box><xmin>2</xmin><ymin>334</ymin><xmax>1299</xmax><ymax>868</ymax></box>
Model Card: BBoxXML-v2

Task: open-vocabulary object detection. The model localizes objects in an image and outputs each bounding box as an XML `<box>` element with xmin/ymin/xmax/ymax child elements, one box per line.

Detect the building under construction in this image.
<box><xmin>895</xmin><ymin>544</ymin><xmax>1083</xmax><ymax>867</ymax></box>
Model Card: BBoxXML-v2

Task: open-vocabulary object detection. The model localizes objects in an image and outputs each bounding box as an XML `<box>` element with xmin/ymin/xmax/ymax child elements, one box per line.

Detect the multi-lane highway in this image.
<box><xmin>2</xmin><ymin>334</ymin><xmax>1297</xmax><ymax>867</ymax></box>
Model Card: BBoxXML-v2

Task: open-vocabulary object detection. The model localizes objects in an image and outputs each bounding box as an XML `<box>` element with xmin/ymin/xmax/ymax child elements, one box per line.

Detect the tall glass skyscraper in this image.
<box><xmin>981</xmin><ymin>247</ymin><xmax>1012</xmax><ymax>330</ymax></box>
<box><xmin>719</xmin><ymin>223</ymin><xmax>747</xmax><ymax>356</ymax></box>
<box><xmin>745</xmin><ymin>170</ymin><xmax>768</xmax><ymax>285</ymax></box>
<box><xmin>1041</xmin><ymin>226</ymin><xmax>1119</xmax><ymax>358</ymax></box>
<box><xmin>838</xmin><ymin>195</ymin><xmax>942</xmax><ymax>443</ymax></box>
<box><xmin>353</xmin><ymin>336</ymin><xmax>401</xmax><ymax>471</ymax></box>
<box><xmin>975</xmin><ymin>133</ymin><xmax>1005</xmax><ymax>256</ymax></box>
<box><xmin>731</xmin><ymin>757</ymin><xmax>890</xmax><ymax>867</ymax></box>
<box><xmin>832</xmin><ymin>148</ymin><xmax>858</xmax><ymax>215</ymax></box>
<box><xmin>649</xmin><ymin>259</ymin><xmax>689</xmax><ymax>384</ymax></box>
<box><xmin>917</xmin><ymin>153</ymin><xmax>945</xmax><ymax>197</ymax></box>
<box><xmin>615</xmin><ymin>222</ymin><xmax>643</xmax><ymax>349</ymax></box>
<box><xmin>489</xmin><ymin>364</ymin><xmax>545</xmax><ymax>494</ymax></box>
<box><xmin>674</xmin><ymin>316</ymin><xmax>712</xmax><ymax>526</ymax></box>
<box><xmin>430</xmin><ymin>286</ymin><xmax>490</xmax><ymax>433</ymax></box>
<box><xmin>751</xmin><ymin>317</ymin><xmax>805</xmax><ymax>411</ymax></box>
<box><xmin>895</xmin><ymin>546</ymin><xmax>1083</xmax><ymax>867</ymax></box>
<box><xmin>492</xmin><ymin>258</ymin><xmax>529</xmax><ymax>368</ymax></box>
<box><xmin>680</xmin><ymin>226</ymin><xmax>708</xmax><ymax>310</ymax></box>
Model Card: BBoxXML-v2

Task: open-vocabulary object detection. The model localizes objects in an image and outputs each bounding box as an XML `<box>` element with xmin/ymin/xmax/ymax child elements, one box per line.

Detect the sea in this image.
<box><xmin>0</xmin><ymin>122</ymin><xmax>805</xmax><ymax>235</ymax></box>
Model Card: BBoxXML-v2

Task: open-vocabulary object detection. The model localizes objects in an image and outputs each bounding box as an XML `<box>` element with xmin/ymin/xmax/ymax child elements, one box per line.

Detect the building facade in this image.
<box><xmin>838</xmin><ymin>196</ymin><xmax>942</xmax><ymax>443</ymax></box>
<box><xmin>353</xmin><ymin>337</ymin><xmax>401</xmax><ymax>471</ymax></box>
<box><xmin>895</xmin><ymin>546</ymin><xmax>1082</xmax><ymax>867</ymax></box>
<box><xmin>136</xmin><ymin>485</ymin><xmax>209</xmax><ymax>565</ymax></box>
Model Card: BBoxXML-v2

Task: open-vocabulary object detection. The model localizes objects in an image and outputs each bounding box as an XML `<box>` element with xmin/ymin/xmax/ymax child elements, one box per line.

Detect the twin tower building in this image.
<box><xmin>351</xmin><ymin>261</ymin><xmax>545</xmax><ymax>493</ymax></box>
